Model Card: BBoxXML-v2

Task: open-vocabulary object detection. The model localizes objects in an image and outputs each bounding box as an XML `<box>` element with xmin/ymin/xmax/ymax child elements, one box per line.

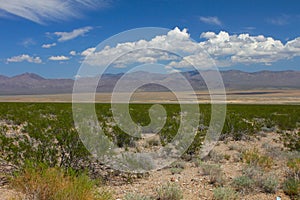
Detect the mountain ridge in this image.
<box><xmin>0</xmin><ymin>70</ymin><xmax>299</xmax><ymax>95</ymax></box>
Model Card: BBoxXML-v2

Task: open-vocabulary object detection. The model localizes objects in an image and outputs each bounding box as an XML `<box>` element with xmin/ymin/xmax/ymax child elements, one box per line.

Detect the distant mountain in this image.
<box><xmin>0</xmin><ymin>70</ymin><xmax>299</xmax><ymax>95</ymax></box>
<box><xmin>0</xmin><ymin>73</ymin><xmax>73</xmax><ymax>95</ymax></box>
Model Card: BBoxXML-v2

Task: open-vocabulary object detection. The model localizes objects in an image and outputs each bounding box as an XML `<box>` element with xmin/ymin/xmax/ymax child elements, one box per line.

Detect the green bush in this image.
<box><xmin>232</xmin><ymin>175</ymin><xmax>254</xmax><ymax>193</ymax></box>
<box><xmin>283</xmin><ymin>178</ymin><xmax>300</xmax><ymax>199</ymax></box>
<box><xmin>156</xmin><ymin>182</ymin><xmax>183</xmax><ymax>200</ymax></box>
<box><xmin>213</xmin><ymin>187</ymin><xmax>238</xmax><ymax>200</ymax></box>
<box><xmin>261</xmin><ymin>175</ymin><xmax>279</xmax><ymax>193</ymax></box>
<box><xmin>287</xmin><ymin>158</ymin><xmax>300</xmax><ymax>179</ymax></box>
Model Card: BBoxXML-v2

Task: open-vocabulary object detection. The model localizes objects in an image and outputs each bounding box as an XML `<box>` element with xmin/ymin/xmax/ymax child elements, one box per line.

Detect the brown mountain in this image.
<box><xmin>0</xmin><ymin>70</ymin><xmax>299</xmax><ymax>95</ymax></box>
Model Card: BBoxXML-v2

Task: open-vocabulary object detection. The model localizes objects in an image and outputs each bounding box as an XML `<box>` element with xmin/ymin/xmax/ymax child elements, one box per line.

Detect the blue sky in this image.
<box><xmin>0</xmin><ymin>0</ymin><xmax>300</xmax><ymax>78</ymax></box>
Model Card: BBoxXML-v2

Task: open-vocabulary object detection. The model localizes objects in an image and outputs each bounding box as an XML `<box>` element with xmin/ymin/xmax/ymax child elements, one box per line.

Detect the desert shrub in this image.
<box><xmin>0</xmin><ymin>104</ymin><xmax>91</xmax><ymax>171</ymax></box>
<box><xmin>156</xmin><ymin>182</ymin><xmax>183</xmax><ymax>200</ymax></box>
<box><xmin>242</xmin><ymin>165</ymin><xmax>263</xmax><ymax>180</ymax></box>
<box><xmin>11</xmin><ymin>163</ymin><xmax>111</xmax><ymax>200</ymax></box>
<box><xmin>213</xmin><ymin>187</ymin><xmax>238</xmax><ymax>200</ymax></box>
<box><xmin>283</xmin><ymin>178</ymin><xmax>300</xmax><ymax>199</ymax></box>
<box><xmin>242</xmin><ymin>148</ymin><xmax>273</xmax><ymax>170</ymax></box>
<box><xmin>287</xmin><ymin>158</ymin><xmax>300</xmax><ymax>179</ymax></box>
<box><xmin>261</xmin><ymin>175</ymin><xmax>279</xmax><ymax>193</ymax></box>
<box><xmin>124</xmin><ymin>193</ymin><xmax>153</xmax><ymax>200</ymax></box>
<box><xmin>232</xmin><ymin>175</ymin><xmax>254</xmax><ymax>193</ymax></box>
<box><xmin>200</xmin><ymin>163</ymin><xmax>225</xmax><ymax>185</ymax></box>
<box><xmin>208</xmin><ymin>150</ymin><xmax>224</xmax><ymax>163</ymax></box>
<box><xmin>280</xmin><ymin>131</ymin><xmax>300</xmax><ymax>152</ymax></box>
<box><xmin>170</xmin><ymin>161</ymin><xmax>185</xmax><ymax>169</ymax></box>
<box><xmin>221</xmin><ymin>113</ymin><xmax>256</xmax><ymax>141</ymax></box>
<box><xmin>170</xmin><ymin>168</ymin><xmax>183</xmax><ymax>175</ymax></box>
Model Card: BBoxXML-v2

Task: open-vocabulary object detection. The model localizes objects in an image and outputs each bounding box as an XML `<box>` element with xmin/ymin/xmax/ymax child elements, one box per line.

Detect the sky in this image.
<box><xmin>0</xmin><ymin>0</ymin><xmax>300</xmax><ymax>78</ymax></box>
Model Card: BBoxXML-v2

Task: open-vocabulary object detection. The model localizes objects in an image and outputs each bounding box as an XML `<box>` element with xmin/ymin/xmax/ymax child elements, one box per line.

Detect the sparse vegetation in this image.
<box><xmin>11</xmin><ymin>163</ymin><xmax>112</xmax><ymax>200</ymax></box>
<box><xmin>280</xmin><ymin>131</ymin><xmax>300</xmax><ymax>152</ymax></box>
<box><xmin>0</xmin><ymin>103</ymin><xmax>300</xmax><ymax>199</ymax></box>
<box><xmin>156</xmin><ymin>182</ymin><xmax>183</xmax><ymax>200</ymax></box>
<box><xmin>283</xmin><ymin>157</ymin><xmax>300</xmax><ymax>199</ymax></box>
<box><xmin>283</xmin><ymin>178</ymin><xmax>300</xmax><ymax>199</ymax></box>
<box><xmin>124</xmin><ymin>193</ymin><xmax>153</xmax><ymax>200</ymax></box>
<box><xmin>170</xmin><ymin>167</ymin><xmax>183</xmax><ymax>174</ymax></box>
<box><xmin>242</xmin><ymin>148</ymin><xmax>273</xmax><ymax>170</ymax></box>
<box><xmin>213</xmin><ymin>187</ymin><xmax>238</xmax><ymax>200</ymax></box>
<box><xmin>200</xmin><ymin>163</ymin><xmax>225</xmax><ymax>185</ymax></box>
<box><xmin>261</xmin><ymin>174</ymin><xmax>279</xmax><ymax>193</ymax></box>
<box><xmin>232</xmin><ymin>175</ymin><xmax>254</xmax><ymax>193</ymax></box>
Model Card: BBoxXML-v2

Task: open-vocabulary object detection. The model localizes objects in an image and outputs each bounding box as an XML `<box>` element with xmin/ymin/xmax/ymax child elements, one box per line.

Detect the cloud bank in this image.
<box><xmin>83</xmin><ymin>27</ymin><xmax>300</xmax><ymax>72</ymax></box>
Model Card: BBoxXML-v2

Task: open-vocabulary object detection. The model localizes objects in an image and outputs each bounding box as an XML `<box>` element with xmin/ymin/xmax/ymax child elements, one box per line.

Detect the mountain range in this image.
<box><xmin>0</xmin><ymin>70</ymin><xmax>299</xmax><ymax>95</ymax></box>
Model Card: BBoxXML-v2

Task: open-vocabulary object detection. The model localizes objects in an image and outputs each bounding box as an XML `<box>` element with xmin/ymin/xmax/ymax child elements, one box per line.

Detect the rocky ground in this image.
<box><xmin>0</xmin><ymin>131</ymin><xmax>298</xmax><ymax>200</ymax></box>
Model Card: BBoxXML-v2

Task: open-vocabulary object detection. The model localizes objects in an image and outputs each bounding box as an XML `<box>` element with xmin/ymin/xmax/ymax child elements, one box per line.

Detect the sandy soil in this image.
<box><xmin>104</xmin><ymin>132</ymin><xmax>292</xmax><ymax>200</ymax></box>
<box><xmin>0</xmin><ymin>89</ymin><xmax>299</xmax><ymax>104</ymax></box>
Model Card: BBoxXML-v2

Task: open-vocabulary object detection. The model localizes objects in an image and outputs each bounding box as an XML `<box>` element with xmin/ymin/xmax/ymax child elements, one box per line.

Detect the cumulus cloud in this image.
<box><xmin>0</xmin><ymin>0</ymin><xmax>110</xmax><ymax>24</ymax></box>
<box><xmin>7</xmin><ymin>54</ymin><xmax>42</xmax><ymax>63</ymax></box>
<box><xmin>82</xmin><ymin>27</ymin><xmax>300</xmax><ymax>71</ymax></box>
<box><xmin>42</xmin><ymin>43</ymin><xmax>56</xmax><ymax>48</ymax></box>
<box><xmin>48</xmin><ymin>55</ymin><xmax>70</xmax><ymax>61</ymax></box>
<box><xmin>199</xmin><ymin>31</ymin><xmax>290</xmax><ymax>65</ymax></box>
<box><xmin>199</xmin><ymin>16</ymin><xmax>222</xmax><ymax>25</ymax></box>
<box><xmin>54</xmin><ymin>26</ymin><xmax>93</xmax><ymax>42</ymax></box>
<box><xmin>70</xmin><ymin>50</ymin><xmax>77</xmax><ymax>56</ymax></box>
<box><xmin>81</xmin><ymin>47</ymin><xmax>96</xmax><ymax>56</ymax></box>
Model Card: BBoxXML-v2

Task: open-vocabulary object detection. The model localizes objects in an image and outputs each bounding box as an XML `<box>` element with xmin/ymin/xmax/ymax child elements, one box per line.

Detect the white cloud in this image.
<box><xmin>54</xmin><ymin>26</ymin><xmax>93</xmax><ymax>42</ymax></box>
<box><xmin>7</xmin><ymin>54</ymin><xmax>42</xmax><ymax>63</ymax></box>
<box><xmin>199</xmin><ymin>16</ymin><xmax>222</xmax><ymax>25</ymax></box>
<box><xmin>42</xmin><ymin>43</ymin><xmax>56</xmax><ymax>48</ymax></box>
<box><xmin>48</xmin><ymin>55</ymin><xmax>70</xmax><ymax>61</ymax></box>
<box><xmin>70</xmin><ymin>50</ymin><xmax>77</xmax><ymax>56</ymax></box>
<box><xmin>81</xmin><ymin>47</ymin><xmax>96</xmax><ymax>56</ymax></box>
<box><xmin>0</xmin><ymin>0</ymin><xmax>110</xmax><ymax>24</ymax></box>
<box><xmin>81</xmin><ymin>27</ymin><xmax>300</xmax><ymax>70</ymax></box>
<box><xmin>267</xmin><ymin>15</ymin><xmax>290</xmax><ymax>25</ymax></box>
<box><xmin>21</xmin><ymin>38</ymin><xmax>36</xmax><ymax>47</ymax></box>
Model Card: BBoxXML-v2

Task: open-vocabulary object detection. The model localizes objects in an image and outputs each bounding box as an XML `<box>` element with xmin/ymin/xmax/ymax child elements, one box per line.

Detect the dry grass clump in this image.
<box><xmin>11</xmin><ymin>164</ymin><xmax>112</xmax><ymax>200</ymax></box>
<box><xmin>156</xmin><ymin>182</ymin><xmax>183</xmax><ymax>200</ymax></box>
<box><xmin>242</xmin><ymin>148</ymin><xmax>273</xmax><ymax>170</ymax></box>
